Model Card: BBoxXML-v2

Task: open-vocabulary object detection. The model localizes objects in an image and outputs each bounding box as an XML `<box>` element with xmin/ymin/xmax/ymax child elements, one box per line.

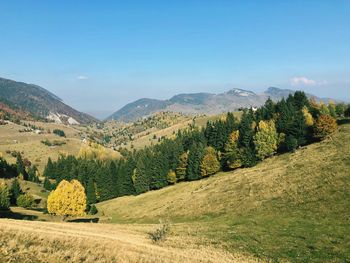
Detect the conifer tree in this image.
<box><xmin>186</xmin><ymin>143</ymin><xmax>205</xmax><ymax>180</ymax></box>
<box><xmin>16</xmin><ymin>154</ymin><xmax>28</xmax><ymax>180</ymax></box>
<box><xmin>223</xmin><ymin>131</ymin><xmax>242</xmax><ymax>170</ymax></box>
<box><xmin>0</xmin><ymin>182</ymin><xmax>10</xmax><ymax>210</ymax></box>
<box><xmin>10</xmin><ymin>178</ymin><xmax>23</xmax><ymax>205</ymax></box>
<box><xmin>43</xmin><ymin>177</ymin><xmax>52</xmax><ymax>191</ymax></box>
<box><xmin>86</xmin><ymin>176</ymin><xmax>96</xmax><ymax>204</ymax></box>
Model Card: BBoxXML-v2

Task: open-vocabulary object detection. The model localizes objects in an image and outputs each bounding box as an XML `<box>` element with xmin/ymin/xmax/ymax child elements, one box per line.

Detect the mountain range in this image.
<box><xmin>0</xmin><ymin>77</ymin><xmax>97</xmax><ymax>124</ymax></box>
<box><xmin>107</xmin><ymin>87</ymin><xmax>327</xmax><ymax>122</ymax></box>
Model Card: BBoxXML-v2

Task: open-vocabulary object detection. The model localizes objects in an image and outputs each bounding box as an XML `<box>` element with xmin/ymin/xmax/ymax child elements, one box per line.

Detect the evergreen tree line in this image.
<box><xmin>43</xmin><ymin>92</ymin><xmax>346</xmax><ymax>204</ymax></box>
<box><xmin>0</xmin><ymin>153</ymin><xmax>39</xmax><ymax>183</ymax></box>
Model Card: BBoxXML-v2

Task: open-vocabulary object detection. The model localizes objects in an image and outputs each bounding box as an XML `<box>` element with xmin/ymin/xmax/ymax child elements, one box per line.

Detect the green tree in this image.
<box><xmin>253</xmin><ymin>120</ymin><xmax>278</xmax><ymax>160</ymax></box>
<box><xmin>16</xmin><ymin>154</ymin><xmax>28</xmax><ymax>180</ymax></box>
<box><xmin>0</xmin><ymin>182</ymin><xmax>10</xmax><ymax>210</ymax></box>
<box><xmin>43</xmin><ymin>177</ymin><xmax>52</xmax><ymax>190</ymax></box>
<box><xmin>200</xmin><ymin>147</ymin><xmax>220</xmax><ymax>177</ymax></box>
<box><xmin>86</xmin><ymin>176</ymin><xmax>96</xmax><ymax>204</ymax></box>
<box><xmin>223</xmin><ymin>131</ymin><xmax>242</xmax><ymax>170</ymax></box>
<box><xmin>17</xmin><ymin>194</ymin><xmax>35</xmax><ymax>208</ymax></box>
<box><xmin>10</xmin><ymin>178</ymin><xmax>22</xmax><ymax>205</ymax></box>
<box><xmin>186</xmin><ymin>143</ymin><xmax>205</xmax><ymax>181</ymax></box>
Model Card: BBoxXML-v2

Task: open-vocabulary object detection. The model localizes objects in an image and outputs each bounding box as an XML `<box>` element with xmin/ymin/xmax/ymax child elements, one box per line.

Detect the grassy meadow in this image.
<box><xmin>0</xmin><ymin>120</ymin><xmax>349</xmax><ymax>262</ymax></box>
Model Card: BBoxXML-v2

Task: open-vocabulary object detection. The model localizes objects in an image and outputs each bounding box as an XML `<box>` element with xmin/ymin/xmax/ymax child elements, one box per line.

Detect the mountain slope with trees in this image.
<box><xmin>0</xmin><ymin>77</ymin><xmax>97</xmax><ymax>124</ymax></box>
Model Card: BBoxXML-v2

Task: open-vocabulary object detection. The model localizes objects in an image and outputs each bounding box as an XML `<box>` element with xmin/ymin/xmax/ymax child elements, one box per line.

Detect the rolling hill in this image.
<box><xmin>107</xmin><ymin>87</ymin><xmax>330</xmax><ymax>122</ymax></box>
<box><xmin>1</xmin><ymin>121</ymin><xmax>348</xmax><ymax>262</ymax></box>
<box><xmin>96</xmin><ymin>121</ymin><xmax>350</xmax><ymax>262</ymax></box>
<box><xmin>0</xmin><ymin>77</ymin><xmax>97</xmax><ymax>124</ymax></box>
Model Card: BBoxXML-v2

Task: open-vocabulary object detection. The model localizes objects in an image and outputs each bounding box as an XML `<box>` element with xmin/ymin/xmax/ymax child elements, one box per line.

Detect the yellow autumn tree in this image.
<box><xmin>167</xmin><ymin>170</ymin><xmax>177</xmax><ymax>184</ymax></box>
<box><xmin>302</xmin><ymin>107</ymin><xmax>314</xmax><ymax>126</ymax></box>
<box><xmin>78</xmin><ymin>142</ymin><xmax>118</xmax><ymax>161</ymax></box>
<box><xmin>200</xmin><ymin>147</ymin><xmax>220</xmax><ymax>177</ymax></box>
<box><xmin>253</xmin><ymin>120</ymin><xmax>278</xmax><ymax>160</ymax></box>
<box><xmin>47</xmin><ymin>179</ymin><xmax>86</xmax><ymax>220</ymax></box>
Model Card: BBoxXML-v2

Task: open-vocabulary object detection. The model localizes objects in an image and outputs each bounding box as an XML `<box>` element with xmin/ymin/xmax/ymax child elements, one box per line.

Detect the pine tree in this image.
<box><xmin>0</xmin><ymin>182</ymin><xmax>10</xmax><ymax>210</ymax></box>
<box><xmin>10</xmin><ymin>178</ymin><xmax>23</xmax><ymax>205</ymax></box>
<box><xmin>43</xmin><ymin>177</ymin><xmax>52</xmax><ymax>190</ymax></box>
<box><xmin>44</xmin><ymin>157</ymin><xmax>55</xmax><ymax>179</ymax></box>
<box><xmin>186</xmin><ymin>143</ymin><xmax>205</xmax><ymax>181</ymax></box>
<box><xmin>86</xmin><ymin>176</ymin><xmax>96</xmax><ymax>204</ymax></box>
<box><xmin>16</xmin><ymin>154</ymin><xmax>28</xmax><ymax>180</ymax></box>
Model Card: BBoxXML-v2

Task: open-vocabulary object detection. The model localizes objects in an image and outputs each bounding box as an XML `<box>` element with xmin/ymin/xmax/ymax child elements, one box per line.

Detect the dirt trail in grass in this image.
<box><xmin>0</xmin><ymin>219</ymin><xmax>261</xmax><ymax>263</ymax></box>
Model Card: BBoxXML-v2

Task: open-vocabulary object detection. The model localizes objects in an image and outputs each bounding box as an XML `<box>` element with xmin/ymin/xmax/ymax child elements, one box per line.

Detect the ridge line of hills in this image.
<box><xmin>106</xmin><ymin>87</ymin><xmax>334</xmax><ymax>122</ymax></box>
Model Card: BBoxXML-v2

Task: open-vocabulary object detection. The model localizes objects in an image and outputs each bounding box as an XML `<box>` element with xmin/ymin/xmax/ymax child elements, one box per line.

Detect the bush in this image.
<box><xmin>17</xmin><ymin>194</ymin><xmax>35</xmax><ymax>208</ymax></box>
<box><xmin>148</xmin><ymin>220</ymin><xmax>170</xmax><ymax>243</ymax></box>
<box><xmin>314</xmin><ymin>115</ymin><xmax>338</xmax><ymax>140</ymax></box>
<box><xmin>88</xmin><ymin>204</ymin><xmax>98</xmax><ymax>215</ymax></box>
<box><xmin>0</xmin><ymin>182</ymin><xmax>10</xmax><ymax>210</ymax></box>
<box><xmin>53</xmin><ymin>129</ymin><xmax>66</xmax><ymax>137</ymax></box>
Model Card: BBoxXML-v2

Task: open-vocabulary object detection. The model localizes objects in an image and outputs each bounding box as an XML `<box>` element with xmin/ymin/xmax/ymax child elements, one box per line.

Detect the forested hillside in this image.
<box><xmin>42</xmin><ymin>92</ymin><xmax>349</xmax><ymax>205</ymax></box>
<box><xmin>0</xmin><ymin>77</ymin><xmax>97</xmax><ymax>124</ymax></box>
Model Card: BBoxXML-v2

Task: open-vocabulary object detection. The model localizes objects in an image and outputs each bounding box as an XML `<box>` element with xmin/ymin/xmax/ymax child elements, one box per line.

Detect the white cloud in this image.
<box><xmin>290</xmin><ymin>76</ymin><xmax>327</xmax><ymax>86</ymax></box>
<box><xmin>77</xmin><ymin>75</ymin><xmax>88</xmax><ymax>80</ymax></box>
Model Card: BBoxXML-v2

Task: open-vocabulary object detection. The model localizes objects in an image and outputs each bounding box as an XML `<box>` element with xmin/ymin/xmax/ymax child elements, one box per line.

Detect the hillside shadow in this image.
<box><xmin>337</xmin><ymin>119</ymin><xmax>350</xmax><ymax>125</ymax></box>
<box><xmin>0</xmin><ymin>210</ymin><xmax>38</xmax><ymax>221</ymax></box>
<box><xmin>68</xmin><ymin>217</ymin><xmax>99</xmax><ymax>223</ymax></box>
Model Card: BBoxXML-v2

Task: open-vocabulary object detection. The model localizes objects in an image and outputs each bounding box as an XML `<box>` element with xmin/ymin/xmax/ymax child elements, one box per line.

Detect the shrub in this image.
<box><xmin>148</xmin><ymin>220</ymin><xmax>170</xmax><ymax>243</ymax></box>
<box><xmin>166</xmin><ymin>170</ymin><xmax>177</xmax><ymax>184</ymax></box>
<box><xmin>314</xmin><ymin>115</ymin><xmax>338</xmax><ymax>140</ymax></box>
<box><xmin>0</xmin><ymin>182</ymin><xmax>10</xmax><ymax>210</ymax></box>
<box><xmin>17</xmin><ymin>194</ymin><xmax>35</xmax><ymax>208</ymax></box>
<box><xmin>88</xmin><ymin>204</ymin><xmax>98</xmax><ymax>215</ymax></box>
<box><xmin>53</xmin><ymin>129</ymin><xmax>66</xmax><ymax>137</ymax></box>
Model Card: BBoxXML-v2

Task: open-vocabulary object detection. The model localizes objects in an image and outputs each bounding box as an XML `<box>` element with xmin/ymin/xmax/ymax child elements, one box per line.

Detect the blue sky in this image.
<box><xmin>0</xmin><ymin>1</ymin><xmax>349</xmax><ymax>119</ymax></box>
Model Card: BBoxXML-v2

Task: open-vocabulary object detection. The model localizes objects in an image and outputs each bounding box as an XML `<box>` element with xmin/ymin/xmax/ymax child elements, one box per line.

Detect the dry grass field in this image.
<box><xmin>0</xmin><ymin>219</ymin><xmax>261</xmax><ymax>263</ymax></box>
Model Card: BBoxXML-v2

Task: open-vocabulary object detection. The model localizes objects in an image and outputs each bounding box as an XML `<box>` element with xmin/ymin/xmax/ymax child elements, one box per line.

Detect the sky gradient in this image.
<box><xmin>0</xmin><ymin>1</ymin><xmax>349</xmax><ymax>119</ymax></box>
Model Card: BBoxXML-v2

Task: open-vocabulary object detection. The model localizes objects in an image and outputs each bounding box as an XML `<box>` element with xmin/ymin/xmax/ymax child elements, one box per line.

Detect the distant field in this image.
<box><xmin>0</xmin><ymin>121</ymin><xmax>83</xmax><ymax>172</ymax></box>
<box><xmin>97</xmin><ymin>121</ymin><xmax>350</xmax><ymax>262</ymax></box>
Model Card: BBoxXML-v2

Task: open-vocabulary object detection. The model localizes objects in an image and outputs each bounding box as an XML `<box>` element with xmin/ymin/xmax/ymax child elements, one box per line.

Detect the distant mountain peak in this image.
<box><xmin>226</xmin><ymin>88</ymin><xmax>256</xmax><ymax>96</ymax></box>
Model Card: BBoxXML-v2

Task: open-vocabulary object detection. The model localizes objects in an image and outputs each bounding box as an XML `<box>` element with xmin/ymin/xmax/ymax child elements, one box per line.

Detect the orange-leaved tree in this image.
<box><xmin>314</xmin><ymin>114</ymin><xmax>338</xmax><ymax>140</ymax></box>
<box><xmin>47</xmin><ymin>179</ymin><xmax>86</xmax><ymax>220</ymax></box>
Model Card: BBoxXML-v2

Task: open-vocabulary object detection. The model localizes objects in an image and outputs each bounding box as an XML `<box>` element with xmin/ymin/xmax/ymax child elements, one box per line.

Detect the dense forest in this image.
<box><xmin>40</xmin><ymin>92</ymin><xmax>348</xmax><ymax>206</ymax></box>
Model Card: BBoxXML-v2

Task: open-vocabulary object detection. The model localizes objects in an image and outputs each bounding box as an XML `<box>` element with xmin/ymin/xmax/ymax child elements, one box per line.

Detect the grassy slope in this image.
<box><xmin>97</xmin><ymin>122</ymin><xmax>350</xmax><ymax>262</ymax></box>
<box><xmin>0</xmin><ymin>121</ymin><xmax>82</xmax><ymax>172</ymax></box>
